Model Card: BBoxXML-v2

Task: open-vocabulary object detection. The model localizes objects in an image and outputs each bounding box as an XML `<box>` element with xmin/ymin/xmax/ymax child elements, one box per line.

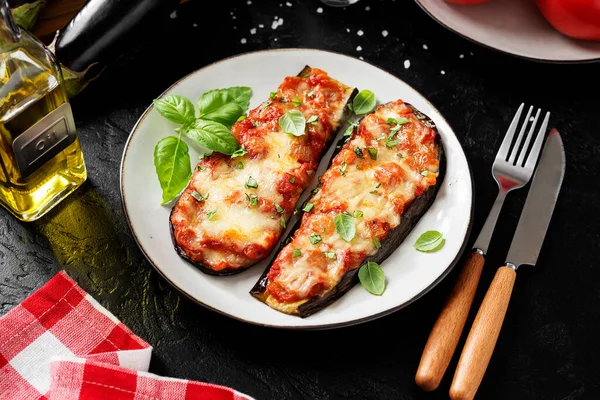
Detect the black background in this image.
<box><xmin>2</xmin><ymin>1</ymin><xmax>599</xmax><ymax>399</ymax></box>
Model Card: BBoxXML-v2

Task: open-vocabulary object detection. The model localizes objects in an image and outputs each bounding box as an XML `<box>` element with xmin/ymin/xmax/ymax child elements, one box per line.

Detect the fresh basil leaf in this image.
<box><xmin>185</xmin><ymin>119</ymin><xmax>239</xmax><ymax>155</ymax></box>
<box><xmin>352</xmin><ymin>89</ymin><xmax>376</xmax><ymax>115</ymax></box>
<box><xmin>197</xmin><ymin>87</ymin><xmax>252</xmax><ymax>127</ymax></box>
<box><xmin>323</xmin><ymin>251</ymin><xmax>337</xmax><ymax>259</ymax></box>
<box><xmin>231</xmin><ymin>145</ymin><xmax>247</xmax><ymax>158</ymax></box>
<box><xmin>153</xmin><ymin>95</ymin><xmax>196</xmax><ymax>125</ymax></box>
<box><xmin>334</xmin><ymin>213</ymin><xmax>355</xmax><ymax>242</ymax></box>
<box><xmin>413</xmin><ymin>230</ymin><xmax>445</xmax><ymax>252</ymax></box>
<box><xmin>309</xmin><ymin>234</ymin><xmax>322</xmax><ymax>244</ymax></box>
<box><xmin>191</xmin><ymin>191</ymin><xmax>207</xmax><ymax>202</ymax></box>
<box><xmin>367</xmin><ymin>147</ymin><xmax>378</xmax><ymax>160</ymax></box>
<box><xmin>307</xmin><ymin>115</ymin><xmax>318</xmax><ymax>125</ymax></box>
<box><xmin>303</xmin><ymin>202</ymin><xmax>314</xmax><ymax>212</ymax></box>
<box><xmin>280</xmin><ymin>214</ymin><xmax>286</xmax><ymax>228</ymax></box>
<box><xmin>292</xmin><ymin>96</ymin><xmax>302</xmax><ymax>107</ymax></box>
<box><xmin>154</xmin><ymin>136</ymin><xmax>191</xmax><ymax>205</ymax></box>
<box><xmin>274</xmin><ymin>202</ymin><xmax>284</xmax><ymax>214</ymax></box>
<box><xmin>206</xmin><ymin>210</ymin><xmax>217</xmax><ymax>220</ymax></box>
<box><xmin>358</xmin><ymin>261</ymin><xmax>386</xmax><ymax>295</ymax></box>
<box><xmin>354</xmin><ymin>146</ymin><xmax>364</xmax><ymax>158</ymax></box>
<box><xmin>354</xmin><ymin>210</ymin><xmax>363</xmax><ymax>218</ymax></box>
<box><xmin>340</xmin><ymin>161</ymin><xmax>347</xmax><ymax>176</ymax></box>
<box><xmin>279</xmin><ymin>110</ymin><xmax>306</xmax><ymax>136</ymax></box>
<box><xmin>292</xmin><ymin>249</ymin><xmax>302</xmax><ymax>257</ymax></box>
<box><xmin>245</xmin><ymin>176</ymin><xmax>258</xmax><ymax>189</ymax></box>
<box><xmin>373</xmin><ymin>236</ymin><xmax>381</xmax><ymax>249</ymax></box>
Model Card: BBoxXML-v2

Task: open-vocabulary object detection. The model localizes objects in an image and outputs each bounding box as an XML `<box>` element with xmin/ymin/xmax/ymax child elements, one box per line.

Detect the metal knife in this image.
<box><xmin>449</xmin><ymin>129</ymin><xmax>566</xmax><ymax>400</ymax></box>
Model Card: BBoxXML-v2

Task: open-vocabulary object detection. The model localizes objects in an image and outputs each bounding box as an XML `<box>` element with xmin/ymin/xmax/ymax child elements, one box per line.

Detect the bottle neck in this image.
<box><xmin>0</xmin><ymin>0</ymin><xmax>20</xmax><ymax>45</ymax></box>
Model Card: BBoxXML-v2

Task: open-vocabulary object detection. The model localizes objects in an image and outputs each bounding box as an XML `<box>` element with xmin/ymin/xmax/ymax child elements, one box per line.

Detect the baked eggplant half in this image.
<box><xmin>170</xmin><ymin>67</ymin><xmax>357</xmax><ymax>275</ymax></box>
<box><xmin>250</xmin><ymin>99</ymin><xmax>445</xmax><ymax>317</ymax></box>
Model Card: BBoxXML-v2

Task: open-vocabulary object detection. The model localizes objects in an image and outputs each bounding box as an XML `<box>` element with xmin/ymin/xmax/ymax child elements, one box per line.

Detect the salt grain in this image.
<box><xmin>247</xmin><ymin>0</ymin><xmax>252</xmax><ymax>4</ymax></box>
<box><xmin>274</xmin><ymin>38</ymin><xmax>278</xmax><ymax>41</ymax></box>
<box><xmin>241</xmin><ymin>38</ymin><xmax>247</xmax><ymax>44</ymax></box>
<box><xmin>423</xmin><ymin>44</ymin><xmax>428</xmax><ymax>50</ymax></box>
<box><xmin>250</xmin><ymin>28</ymin><xmax>257</xmax><ymax>34</ymax></box>
<box><xmin>170</xmin><ymin>11</ymin><xmax>177</xmax><ymax>19</ymax></box>
<box><xmin>356</xmin><ymin>46</ymin><xmax>362</xmax><ymax>51</ymax></box>
<box><xmin>271</xmin><ymin>20</ymin><xmax>278</xmax><ymax>29</ymax></box>
<box><xmin>459</xmin><ymin>54</ymin><xmax>464</xmax><ymax>59</ymax></box>
<box><xmin>365</xmin><ymin>6</ymin><xmax>371</xmax><ymax>10</ymax></box>
<box><xmin>230</xmin><ymin>11</ymin><xmax>234</xmax><ymax>15</ymax></box>
<box><xmin>232</xmin><ymin>15</ymin><xmax>236</xmax><ymax>19</ymax></box>
<box><xmin>381</xmin><ymin>30</ymin><xmax>388</xmax><ymax>37</ymax></box>
<box><xmin>317</xmin><ymin>7</ymin><xmax>323</xmax><ymax>13</ymax></box>
<box><xmin>357</xmin><ymin>30</ymin><xmax>364</xmax><ymax>36</ymax></box>
<box><xmin>259</xmin><ymin>24</ymin><xmax>264</xmax><ymax>28</ymax></box>
<box><xmin>404</xmin><ymin>59</ymin><xmax>410</xmax><ymax>69</ymax></box>
<box><xmin>193</xmin><ymin>23</ymin><xmax>198</xmax><ymax>27</ymax></box>
<box><xmin>286</xmin><ymin>1</ymin><xmax>292</xmax><ymax>6</ymax></box>
<box><xmin>441</xmin><ymin>70</ymin><xmax>446</xmax><ymax>75</ymax></box>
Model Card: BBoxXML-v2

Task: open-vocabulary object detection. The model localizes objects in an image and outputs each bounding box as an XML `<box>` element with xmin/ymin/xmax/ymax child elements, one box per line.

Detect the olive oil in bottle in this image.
<box><xmin>0</xmin><ymin>1</ymin><xmax>86</xmax><ymax>221</ymax></box>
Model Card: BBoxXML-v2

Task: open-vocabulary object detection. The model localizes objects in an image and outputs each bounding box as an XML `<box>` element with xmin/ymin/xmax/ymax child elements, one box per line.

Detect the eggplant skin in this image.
<box><xmin>169</xmin><ymin>66</ymin><xmax>357</xmax><ymax>277</ymax></box>
<box><xmin>250</xmin><ymin>102</ymin><xmax>446</xmax><ymax>318</ymax></box>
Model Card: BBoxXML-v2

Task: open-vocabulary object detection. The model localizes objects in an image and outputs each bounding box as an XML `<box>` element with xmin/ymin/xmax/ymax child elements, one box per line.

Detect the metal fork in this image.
<box><xmin>415</xmin><ymin>104</ymin><xmax>550</xmax><ymax>391</ymax></box>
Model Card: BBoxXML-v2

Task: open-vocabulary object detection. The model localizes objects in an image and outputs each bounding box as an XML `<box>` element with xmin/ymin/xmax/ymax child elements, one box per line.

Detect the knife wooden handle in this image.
<box><xmin>415</xmin><ymin>250</ymin><xmax>485</xmax><ymax>391</ymax></box>
<box><xmin>449</xmin><ymin>266</ymin><xmax>516</xmax><ymax>400</ymax></box>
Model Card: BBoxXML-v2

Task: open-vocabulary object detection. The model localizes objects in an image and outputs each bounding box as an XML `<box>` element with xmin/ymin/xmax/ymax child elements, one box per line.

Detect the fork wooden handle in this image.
<box><xmin>449</xmin><ymin>266</ymin><xmax>516</xmax><ymax>400</ymax></box>
<box><xmin>415</xmin><ymin>250</ymin><xmax>485</xmax><ymax>391</ymax></box>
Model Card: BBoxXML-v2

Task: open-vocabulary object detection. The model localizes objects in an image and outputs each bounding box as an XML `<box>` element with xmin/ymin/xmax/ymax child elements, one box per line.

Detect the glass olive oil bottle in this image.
<box><xmin>0</xmin><ymin>1</ymin><xmax>86</xmax><ymax>221</ymax></box>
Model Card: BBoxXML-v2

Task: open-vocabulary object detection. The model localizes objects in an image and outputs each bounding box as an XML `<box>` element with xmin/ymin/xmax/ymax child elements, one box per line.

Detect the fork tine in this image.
<box><xmin>508</xmin><ymin>105</ymin><xmax>533</xmax><ymax>164</ymax></box>
<box><xmin>497</xmin><ymin>103</ymin><xmax>524</xmax><ymax>160</ymax></box>
<box><xmin>516</xmin><ymin>108</ymin><xmax>541</xmax><ymax>167</ymax></box>
<box><xmin>525</xmin><ymin>111</ymin><xmax>550</xmax><ymax>170</ymax></box>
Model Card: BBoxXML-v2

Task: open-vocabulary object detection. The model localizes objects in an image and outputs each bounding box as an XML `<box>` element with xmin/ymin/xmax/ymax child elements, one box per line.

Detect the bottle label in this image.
<box><xmin>12</xmin><ymin>103</ymin><xmax>77</xmax><ymax>178</ymax></box>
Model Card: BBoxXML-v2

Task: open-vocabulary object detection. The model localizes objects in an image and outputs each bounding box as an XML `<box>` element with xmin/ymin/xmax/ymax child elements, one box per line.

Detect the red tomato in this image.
<box><xmin>536</xmin><ymin>0</ymin><xmax>600</xmax><ymax>41</ymax></box>
<box><xmin>444</xmin><ymin>0</ymin><xmax>489</xmax><ymax>4</ymax></box>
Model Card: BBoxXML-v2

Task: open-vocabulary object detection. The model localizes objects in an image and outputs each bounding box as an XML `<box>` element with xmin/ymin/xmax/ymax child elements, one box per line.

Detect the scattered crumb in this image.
<box><xmin>272</xmin><ymin>18</ymin><xmax>284</xmax><ymax>29</ymax></box>
<box><xmin>356</xmin><ymin>45</ymin><xmax>362</xmax><ymax>51</ymax></box>
<box><xmin>241</xmin><ymin>38</ymin><xmax>247</xmax><ymax>44</ymax></box>
<box><xmin>259</xmin><ymin>24</ymin><xmax>264</xmax><ymax>28</ymax></box>
<box><xmin>381</xmin><ymin>30</ymin><xmax>388</xmax><ymax>37</ymax></box>
<box><xmin>404</xmin><ymin>59</ymin><xmax>410</xmax><ymax>69</ymax></box>
<box><xmin>232</xmin><ymin>15</ymin><xmax>236</xmax><ymax>19</ymax></box>
<box><xmin>459</xmin><ymin>54</ymin><xmax>464</xmax><ymax>59</ymax></box>
<box><xmin>170</xmin><ymin>11</ymin><xmax>177</xmax><ymax>19</ymax></box>
<box><xmin>365</xmin><ymin>6</ymin><xmax>371</xmax><ymax>10</ymax></box>
<box><xmin>423</xmin><ymin>44</ymin><xmax>428</xmax><ymax>50</ymax></box>
<box><xmin>357</xmin><ymin>30</ymin><xmax>364</xmax><ymax>36</ymax></box>
<box><xmin>470</xmin><ymin>51</ymin><xmax>474</xmax><ymax>55</ymax></box>
<box><xmin>346</xmin><ymin>28</ymin><xmax>350</xmax><ymax>33</ymax></box>
<box><xmin>250</xmin><ymin>28</ymin><xmax>257</xmax><ymax>34</ymax></box>
<box><xmin>274</xmin><ymin>37</ymin><xmax>278</xmax><ymax>41</ymax></box>
<box><xmin>230</xmin><ymin>11</ymin><xmax>234</xmax><ymax>15</ymax></box>
<box><xmin>441</xmin><ymin>70</ymin><xmax>446</xmax><ymax>75</ymax></box>
<box><xmin>359</xmin><ymin>56</ymin><xmax>364</xmax><ymax>60</ymax></box>
<box><xmin>529</xmin><ymin>116</ymin><xmax>535</xmax><ymax>122</ymax></box>
<box><xmin>286</xmin><ymin>1</ymin><xmax>292</xmax><ymax>6</ymax></box>
<box><xmin>316</xmin><ymin>7</ymin><xmax>323</xmax><ymax>13</ymax></box>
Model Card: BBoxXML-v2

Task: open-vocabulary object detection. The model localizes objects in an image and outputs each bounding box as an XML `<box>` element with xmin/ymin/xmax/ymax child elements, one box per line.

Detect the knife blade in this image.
<box><xmin>449</xmin><ymin>128</ymin><xmax>566</xmax><ymax>400</ymax></box>
<box><xmin>506</xmin><ymin>128</ymin><xmax>565</xmax><ymax>268</ymax></box>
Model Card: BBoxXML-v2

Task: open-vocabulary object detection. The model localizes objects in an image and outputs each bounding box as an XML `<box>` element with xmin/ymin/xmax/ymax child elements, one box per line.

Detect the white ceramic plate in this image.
<box><xmin>120</xmin><ymin>49</ymin><xmax>473</xmax><ymax>329</ymax></box>
<box><xmin>416</xmin><ymin>0</ymin><xmax>600</xmax><ymax>63</ymax></box>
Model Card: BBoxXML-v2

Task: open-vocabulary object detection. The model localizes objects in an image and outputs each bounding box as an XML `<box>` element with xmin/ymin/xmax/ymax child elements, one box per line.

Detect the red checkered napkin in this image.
<box><xmin>0</xmin><ymin>271</ymin><xmax>253</xmax><ymax>400</ymax></box>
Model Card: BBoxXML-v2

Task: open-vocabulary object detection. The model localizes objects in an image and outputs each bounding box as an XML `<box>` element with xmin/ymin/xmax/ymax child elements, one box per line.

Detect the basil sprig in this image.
<box><xmin>153</xmin><ymin>87</ymin><xmax>252</xmax><ymax>204</ymax></box>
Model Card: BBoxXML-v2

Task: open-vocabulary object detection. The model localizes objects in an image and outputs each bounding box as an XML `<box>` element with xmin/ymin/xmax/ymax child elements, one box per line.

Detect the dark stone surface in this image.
<box><xmin>1</xmin><ymin>0</ymin><xmax>599</xmax><ymax>399</ymax></box>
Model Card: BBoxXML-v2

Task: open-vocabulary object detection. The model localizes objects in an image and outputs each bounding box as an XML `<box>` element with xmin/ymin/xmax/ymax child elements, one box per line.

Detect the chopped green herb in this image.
<box><xmin>356</xmin><ymin>165</ymin><xmax>360</xmax><ymax>170</ymax></box>
<box><xmin>347</xmin><ymin>103</ymin><xmax>353</xmax><ymax>112</ymax></box>
<box><xmin>354</xmin><ymin>146</ymin><xmax>364</xmax><ymax>158</ymax></box>
<box><xmin>270</xmin><ymin>92</ymin><xmax>278</xmax><ymax>99</ymax></box>
<box><xmin>289</xmin><ymin>177</ymin><xmax>296</xmax><ymax>183</ymax></box>
<box><xmin>376</xmin><ymin>135</ymin><xmax>386</xmax><ymax>141</ymax></box>
<box><xmin>280</xmin><ymin>97</ymin><xmax>288</xmax><ymax>103</ymax></box>
<box><xmin>340</xmin><ymin>161</ymin><xmax>347</xmax><ymax>176</ymax></box>
<box><xmin>354</xmin><ymin>210</ymin><xmax>363</xmax><ymax>218</ymax></box>
<box><xmin>252</xmin><ymin>121</ymin><xmax>259</xmax><ymax>127</ymax></box>
<box><xmin>245</xmin><ymin>193</ymin><xmax>258</xmax><ymax>206</ymax></box>
<box><xmin>307</xmin><ymin>115</ymin><xmax>318</xmax><ymax>125</ymax></box>
<box><xmin>191</xmin><ymin>191</ymin><xmax>207</xmax><ymax>202</ymax></box>
<box><xmin>307</xmin><ymin>90</ymin><xmax>315</xmax><ymax>98</ymax></box>
<box><xmin>370</xmin><ymin>190</ymin><xmax>378</xmax><ymax>194</ymax></box>
<box><xmin>421</xmin><ymin>170</ymin><xmax>429</xmax><ymax>176</ymax></box>
<box><xmin>292</xmin><ymin>96</ymin><xmax>302</xmax><ymax>107</ymax></box>
<box><xmin>231</xmin><ymin>145</ymin><xmax>247</xmax><ymax>158</ymax></box>
<box><xmin>197</xmin><ymin>166</ymin><xmax>204</xmax><ymax>171</ymax></box>
<box><xmin>309</xmin><ymin>234</ymin><xmax>322</xmax><ymax>244</ymax></box>
<box><xmin>261</xmin><ymin>100</ymin><xmax>272</xmax><ymax>110</ymax></box>
<box><xmin>375</xmin><ymin>182</ymin><xmax>382</xmax><ymax>188</ymax></box>
<box><xmin>237</xmin><ymin>115</ymin><xmax>247</xmax><ymax>122</ymax></box>
<box><xmin>323</xmin><ymin>251</ymin><xmax>337</xmax><ymax>259</ymax></box>
<box><xmin>236</xmin><ymin>161</ymin><xmax>244</xmax><ymax>169</ymax></box>
<box><xmin>386</xmin><ymin>139</ymin><xmax>400</xmax><ymax>149</ymax></box>
<box><xmin>386</xmin><ymin>117</ymin><xmax>397</xmax><ymax>125</ymax></box>
<box><xmin>245</xmin><ymin>176</ymin><xmax>258</xmax><ymax>189</ymax></box>
<box><xmin>303</xmin><ymin>202</ymin><xmax>314</xmax><ymax>212</ymax></box>
<box><xmin>373</xmin><ymin>236</ymin><xmax>381</xmax><ymax>249</ymax></box>
<box><xmin>367</xmin><ymin>147</ymin><xmax>378</xmax><ymax>160</ymax></box>
<box><xmin>292</xmin><ymin>249</ymin><xmax>302</xmax><ymax>257</ymax></box>
<box><xmin>274</xmin><ymin>202</ymin><xmax>284</xmax><ymax>214</ymax></box>
<box><xmin>280</xmin><ymin>214</ymin><xmax>286</xmax><ymax>228</ymax></box>
<box><xmin>344</xmin><ymin>122</ymin><xmax>358</xmax><ymax>137</ymax></box>
<box><xmin>311</xmin><ymin>187</ymin><xmax>320</xmax><ymax>195</ymax></box>
<box><xmin>206</xmin><ymin>210</ymin><xmax>217</xmax><ymax>220</ymax></box>
<box><xmin>307</xmin><ymin>169</ymin><xmax>314</xmax><ymax>176</ymax></box>
<box><xmin>397</xmin><ymin>153</ymin><xmax>404</xmax><ymax>159</ymax></box>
